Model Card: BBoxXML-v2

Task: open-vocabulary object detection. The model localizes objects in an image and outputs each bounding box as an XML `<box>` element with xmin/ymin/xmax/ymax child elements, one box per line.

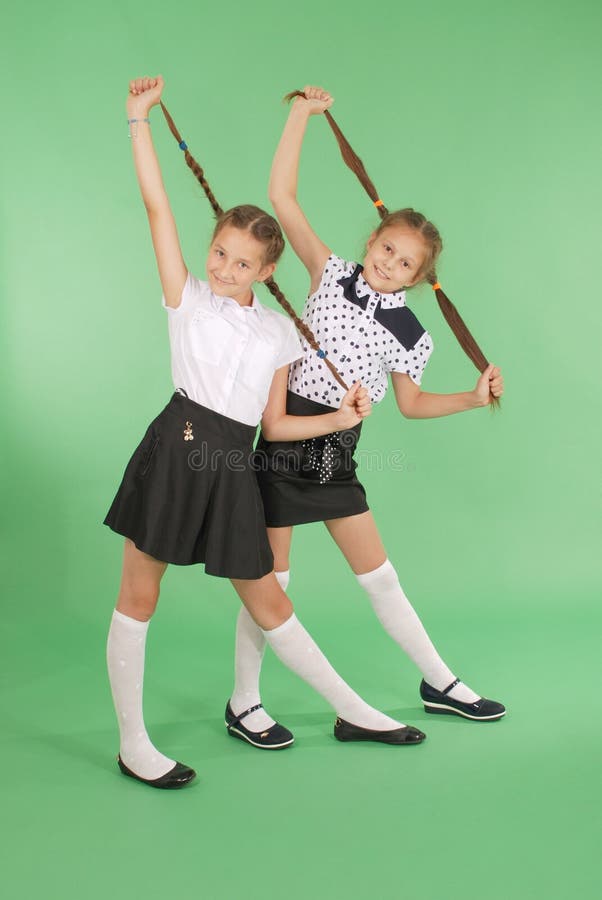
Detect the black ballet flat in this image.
<box><xmin>420</xmin><ymin>679</ymin><xmax>506</xmax><ymax>721</ymax></box>
<box><xmin>334</xmin><ymin>717</ymin><xmax>426</xmax><ymax>745</ymax></box>
<box><xmin>225</xmin><ymin>701</ymin><xmax>294</xmax><ymax>750</ymax></box>
<box><xmin>117</xmin><ymin>755</ymin><xmax>196</xmax><ymax>789</ymax></box>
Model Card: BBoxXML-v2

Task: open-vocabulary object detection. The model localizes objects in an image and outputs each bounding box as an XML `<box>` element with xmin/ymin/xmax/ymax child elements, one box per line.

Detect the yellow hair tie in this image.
<box><xmin>373</xmin><ymin>199</ymin><xmax>384</xmax><ymax>208</ymax></box>
<box><xmin>432</xmin><ymin>282</ymin><xmax>441</xmax><ymax>291</ymax></box>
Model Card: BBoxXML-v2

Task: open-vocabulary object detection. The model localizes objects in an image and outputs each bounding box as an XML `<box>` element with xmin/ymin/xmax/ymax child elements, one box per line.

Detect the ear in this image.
<box><xmin>257</xmin><ymin>262</ymin><xmax>276</xmax><ymax>283</ymax></box>
<box><xmin>366</xmin><ymin>231</ymin><xmax>377</xmax><ymax>249</ymax></box>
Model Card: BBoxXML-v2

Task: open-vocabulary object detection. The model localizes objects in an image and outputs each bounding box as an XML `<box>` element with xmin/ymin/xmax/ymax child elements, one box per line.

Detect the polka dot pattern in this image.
<box><xmin>302</xmin><ymin>433</ymin><xmax>339</xmax><ymax>484</ymax></box>
<box><xmin>289</xmin><ymin>255</ymin><xmax>434</xmax><ymax>408</ymax></box>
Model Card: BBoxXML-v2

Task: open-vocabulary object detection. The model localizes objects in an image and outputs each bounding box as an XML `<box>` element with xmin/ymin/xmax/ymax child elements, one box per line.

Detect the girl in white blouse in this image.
<box><xmin>104</xmin><ymin>77</ymin><xmax>429</xmax><ymax>791</ymax></box>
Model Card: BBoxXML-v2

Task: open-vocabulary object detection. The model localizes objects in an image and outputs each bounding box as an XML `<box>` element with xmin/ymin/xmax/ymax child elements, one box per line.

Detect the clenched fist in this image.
<box><xmin>126</xmin><ymin>75</ymin><xmax>164</xmax><ymax>117</ymax></box>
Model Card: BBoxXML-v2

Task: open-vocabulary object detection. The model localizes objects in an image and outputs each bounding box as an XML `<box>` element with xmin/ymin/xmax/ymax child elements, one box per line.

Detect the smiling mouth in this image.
<box><xmin>213</xmin><ymin>274</ymin><xmax>235</xmax><ymax>285</ymax></box>
<box><xmin>374</xmin><ymin>265</ymin><xmax>389</xmax><ymax>280</ymax></box>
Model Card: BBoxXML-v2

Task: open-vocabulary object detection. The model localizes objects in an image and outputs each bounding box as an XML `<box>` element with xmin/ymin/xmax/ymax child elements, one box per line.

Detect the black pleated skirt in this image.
<box><xmin>104</xmin><ymin>393</ymin><xmax>273</xmax><ymax>579</ymax></box>
<box><xmin>255</xmin><ymin>391</ymin><xmax>369</xmax><ymax>527</ymax></box>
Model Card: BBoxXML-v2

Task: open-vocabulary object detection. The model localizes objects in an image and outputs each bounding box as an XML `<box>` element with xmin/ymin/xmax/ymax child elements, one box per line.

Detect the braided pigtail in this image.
<box><xmin>264</xmin><ymin>277</ymin><xmax>349</xmax><ymax>391</ymax></box>
<box><xmin>160</xmin><ymin>102</ymin><xmax>223</xmax><ymax>216</ymax></box>
<box><xmin>284</xmin><ymin>90</ymin><xmax>499</xmax><ymax>407</ymax></box>
<box><xmin>429</xmin><ymin>279</ymin><xmax>499</xmax><ymax>408</ymax></box>
<box><xmin>160</xmin><ymin>100</ymin><xmax>350</xmax><ymax>393</ymax></box>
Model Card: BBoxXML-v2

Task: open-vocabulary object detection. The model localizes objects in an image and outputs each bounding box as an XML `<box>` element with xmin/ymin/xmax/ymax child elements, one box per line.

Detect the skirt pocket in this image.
<box><xmin>138</xmin><ymin>433</ymin><xmax>160</xmax><ymax>478</ymax></box>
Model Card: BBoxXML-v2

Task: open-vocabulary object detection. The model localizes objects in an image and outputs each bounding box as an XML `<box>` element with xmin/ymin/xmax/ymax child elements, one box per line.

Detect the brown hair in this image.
<box><xmin>210</xmin><ymin>205</ymin><xmax>285</xmax><ymax>266</ymax></box>
<box><xmin>285</xmin><ymin>91</ymin><xmax>499</xmax><ymax>407</ymax></box>
<box><xmin>159</xmin><ymin>101</ymin><xmax>349</xmax><ymax>391</ymax></box>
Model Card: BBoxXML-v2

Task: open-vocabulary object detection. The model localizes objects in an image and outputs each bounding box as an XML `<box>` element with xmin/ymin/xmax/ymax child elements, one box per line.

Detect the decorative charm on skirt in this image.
<box><xmin>302</xmin><ymin>432</ymin><xmax>339</xmax><ymax>484</ymax></box>
<box><xmin>183</xmin><ymin>421</ymin><xmax>194</xmax><ymax>441</ymax></box>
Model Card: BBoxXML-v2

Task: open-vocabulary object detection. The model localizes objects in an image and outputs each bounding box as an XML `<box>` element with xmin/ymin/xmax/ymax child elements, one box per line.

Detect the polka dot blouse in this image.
<box><xmin>289</xmin><ymin>254</ymin><xmax>434</xmax><ymax>408</ymax></box>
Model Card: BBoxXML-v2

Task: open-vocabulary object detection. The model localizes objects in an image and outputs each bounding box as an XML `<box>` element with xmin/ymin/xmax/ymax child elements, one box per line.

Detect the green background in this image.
<box><xmin>2</xmin><ymin>0</ymin><xmax>600</xmax><ymax>897</ymax></box>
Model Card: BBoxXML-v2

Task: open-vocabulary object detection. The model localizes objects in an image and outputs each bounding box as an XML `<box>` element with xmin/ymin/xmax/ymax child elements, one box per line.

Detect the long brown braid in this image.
<box><xmin>284</xmin><ymin>90</ymin><xmax>500</xmax><ymax>407</ymax></box>
<box><xmin>159</xmin><ymin>101</ymin><xmax>349</xmax><ymax>393</ymax></box>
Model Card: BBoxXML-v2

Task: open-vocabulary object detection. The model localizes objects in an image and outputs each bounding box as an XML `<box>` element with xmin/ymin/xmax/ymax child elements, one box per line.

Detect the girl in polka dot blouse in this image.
<box><xmin>228</xmin><ymin>86</ymin><xmax>506</xmax><ymax>739</ymax></box>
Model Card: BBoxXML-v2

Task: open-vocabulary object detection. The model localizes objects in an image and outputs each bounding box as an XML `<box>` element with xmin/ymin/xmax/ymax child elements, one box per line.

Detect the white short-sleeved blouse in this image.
<box><xmin>163</xmin><ymin>272</ymin><xmax>303</xmax><ymax>426</ymax></box>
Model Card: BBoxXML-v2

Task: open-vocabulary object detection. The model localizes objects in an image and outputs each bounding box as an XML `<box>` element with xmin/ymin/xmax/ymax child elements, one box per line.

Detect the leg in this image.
<box><xmin>325</xmin><ymin>512</ymin><xmax>505</xmax><ymax>719</ymax></box>
<box><xmin>230</xmin><ymin>573</ymin><xmax>424</xmax><ymax>742</ymax></box>
<box><xmin>230</xmin><ymin>528</ymin><xmax>292</xmax><ymax>736</ymax></box>
<box><xmin>116</xmin><ymin>535</ymin><xmax>167</xmax><ymax>620</ymax></box>
<box><xmin>106</xmin><ymin>539</ymin><xmax>195</xmax><ymax>784</ymax></box>
<box><xmin>267</xmin><ymin>525</ymin><xmax>294</xmax><ymax>574</ymax></box>
<box><xmin>324</xmin><ymin>510</ymin><xmax>387</xmax><ymax>575</ymax></box>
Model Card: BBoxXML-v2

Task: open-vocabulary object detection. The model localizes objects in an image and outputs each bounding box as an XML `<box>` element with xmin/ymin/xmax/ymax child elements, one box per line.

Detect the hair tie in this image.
<box><xmin>373</xmin><ymin>199</ymin><xmax>384</xmax><ymax>208</ymax></box>
<box><xmin>179</xmin><ymin>140</ymin><xmax>188</xmax><ymax>151</ymax></box>
<box><xmin>432</xmin><ymin>282</ymin><xmax>441</xmax><ymax>291</ymax></box>
<box><xmin>317</xmin><ymin>348</ymin><xmax>328</xmax><ymax>359</ymax></box>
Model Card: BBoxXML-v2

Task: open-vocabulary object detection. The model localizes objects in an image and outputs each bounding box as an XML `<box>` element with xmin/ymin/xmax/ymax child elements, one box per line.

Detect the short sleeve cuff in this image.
<box><xmin>275</xmin><ymin>320</ymin><xmax>304</xmax><ymax>369</ymax></box>
<box><xmin>389</xmin><ymin>331</ymin><xmax>434</xmax><ymax>384</ymax></box>
<box><xmin>162</xmin><ymin>271</ymin><xmax>210</xmax><ymax>313</ymax></box>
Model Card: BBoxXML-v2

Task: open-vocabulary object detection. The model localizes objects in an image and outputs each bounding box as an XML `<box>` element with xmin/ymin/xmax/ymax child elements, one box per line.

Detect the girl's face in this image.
<box><xmin>206</xmin><ymin>225</ymin><xmax>275</xmax><ymax>305</ymax></box>
<box><xmin>363</xmin><ymin>225</ymin><xmax>427</xmax><ymax>293</ymax></box>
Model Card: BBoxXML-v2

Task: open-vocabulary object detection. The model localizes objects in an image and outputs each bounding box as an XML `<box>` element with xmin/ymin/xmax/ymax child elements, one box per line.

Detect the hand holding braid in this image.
<box><xmin>127</xmin><ymin>75</ymin><xmax>164</xmax><ymax>118</ymax></box>
<box><xmin>291</xmin><ymin>85</ymin><xmax>334</xmax><ymax>116</ymax></box>
<box><xmin>284</xmin><ymin>88</ymin><xmax>501</xmax><ymax>409</ymax></box>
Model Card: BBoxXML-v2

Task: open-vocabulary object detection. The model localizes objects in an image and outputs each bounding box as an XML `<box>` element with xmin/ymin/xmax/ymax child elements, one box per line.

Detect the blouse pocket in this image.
<box><xmin>241</xmin><ymin>337</ymin><xmax>278</xmax><ymax>397</ymax></box>
<box><xmin>190</xmin><ymin>309</ymin><xmax>234</xmax><ymax>366</ymax></box>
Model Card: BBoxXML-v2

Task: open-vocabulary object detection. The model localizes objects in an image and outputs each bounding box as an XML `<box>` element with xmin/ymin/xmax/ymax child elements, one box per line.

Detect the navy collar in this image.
<box><xmin>337</xmin><ymin>264</ymin><xmax>407</xmax><ymax>310</ymax></box>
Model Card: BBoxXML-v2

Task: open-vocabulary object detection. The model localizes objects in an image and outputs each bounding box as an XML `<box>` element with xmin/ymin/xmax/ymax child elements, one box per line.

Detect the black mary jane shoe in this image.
<box><xmin>225</xmin><ymin>701</ymin><xmax>294</xmax><ymax>750</ymax></box>
<box><xmin>334</xmin><ymin>717</ymin><xmax>426</xmax><ymax>745</ymax></box>
<box><xmin>117</xmin><ymin>755</ymin><xmax>196</xmax><ymax>789</ymax></box>
<box><xmin>420</xmin><ymin>678</ymin><xmax>506</xmax><ymax>721</ymax></box>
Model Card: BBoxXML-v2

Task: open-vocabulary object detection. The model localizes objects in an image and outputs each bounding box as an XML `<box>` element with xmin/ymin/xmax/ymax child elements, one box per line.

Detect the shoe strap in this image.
<box><xmin>227</xmin><ymin>703</ymin><xmax>263</xmax><ymax>733</ymax></box>
<box><xmin>441</xmin><ymin>678</ymin><xmax>461</xmax><ymax>696</ymax></box>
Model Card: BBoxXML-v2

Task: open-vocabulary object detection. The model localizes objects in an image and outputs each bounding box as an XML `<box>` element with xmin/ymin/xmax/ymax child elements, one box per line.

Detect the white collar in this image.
<box><xmin>213</xmin><ymin>290</ymin><xmax>264</xmax><ymax>316</ymax></box>
<box><xmin>356</xmin><ymin>269</ymin><xmax>407</xmax><ymax>308</ymax></box>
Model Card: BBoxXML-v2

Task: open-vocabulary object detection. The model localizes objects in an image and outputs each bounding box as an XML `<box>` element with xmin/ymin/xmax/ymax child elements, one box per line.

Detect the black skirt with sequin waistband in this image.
<box><xmin>254</xmin><ymin>391</ymin><xmax>369</xmax><ymax>527</ymax></box>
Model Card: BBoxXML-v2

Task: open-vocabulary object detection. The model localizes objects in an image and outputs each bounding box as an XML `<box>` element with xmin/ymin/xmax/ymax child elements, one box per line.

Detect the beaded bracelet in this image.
<box><xmin>127</xmin><ymin>117</ymin><xmax>150</xmax><ymax>138</ymax></box>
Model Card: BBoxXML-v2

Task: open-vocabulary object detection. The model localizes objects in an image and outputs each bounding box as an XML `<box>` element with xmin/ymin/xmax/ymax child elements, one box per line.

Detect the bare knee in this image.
<box><xmin>232</xmin><ymin>574</ymin><xmax>294</xmax><ymax>631</ymax></box>
<box><xmin>263</xmin><ymin>591</ymin><xmax>293</xmax><ymax>628</ymax></box>
<box><xmin>116</xmin><ymin>583</ymin><xmax>160</xmax><ymax>621</ymax></box>
<box><xmin>117</xmin><ymin>539</ymin><xmax>166</xmax><ymax>621</ymax></box>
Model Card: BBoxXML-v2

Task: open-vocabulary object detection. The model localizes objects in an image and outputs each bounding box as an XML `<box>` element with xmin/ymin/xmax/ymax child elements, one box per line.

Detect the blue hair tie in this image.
<box><xmin>179</xmin><ymin>140</ymin><xmax>188</xmax><ymax>151</ymax></box>
<box><xmin>317</xmin><ymin>348</ymin><xmax>328</xmax><ymax>359</ymax></box>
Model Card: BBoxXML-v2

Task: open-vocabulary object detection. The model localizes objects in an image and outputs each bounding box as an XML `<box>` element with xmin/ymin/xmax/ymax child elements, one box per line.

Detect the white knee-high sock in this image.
<box><xmin>263</xmin><ymin>613</ymin><xmax>404</xmax><ymax>730</ymax></box>
<box><xmin>230</xmin><ymin>570</ymin><xmax>289</xmax><ymax>732</ymax></box>
<box><xmin>106</xmin><ymin>609</ymin><xmax>176</xmax><ymax>780</ymax></box>
<box><xmin>356</xmin><ymin>559</ymin><xmax>479</xmax><ymax>704</ymax></box>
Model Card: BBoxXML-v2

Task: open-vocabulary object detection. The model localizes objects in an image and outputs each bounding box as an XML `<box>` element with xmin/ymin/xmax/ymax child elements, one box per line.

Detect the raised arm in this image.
<box><xmin>268</xmin><ymin>87</ymin><xmax>334</xmax><ymax>293</ymax></box>
<box><xmin>391</xmin><ymin>365</ymin><xmax>504</xmax><ymax>419</ymax></box>
<box><xmin>126</xmin><ymin>75</ymin><xmax>187</xmax><ymax>308</ymax></box>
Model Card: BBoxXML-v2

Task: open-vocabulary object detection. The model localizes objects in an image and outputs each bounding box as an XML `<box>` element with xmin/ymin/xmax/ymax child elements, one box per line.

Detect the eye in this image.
<box><xmin>239</xmin><ymin>262</ymin><xmax>249</xmax><ymax>270</ymax></box>
<box><xmin>215</xmin><ymin>248</ymin><xmax>224</xmax><ymax>257</ymax></box>
<box><xmin>402</xmin><ymin>260</ymin><xmax>410</xmax><ymax>269</ymax></box>
<box><xmin>384</xmin><ymin>244</ymin><xmax>392</xmax><ymax>253</ymax></box>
